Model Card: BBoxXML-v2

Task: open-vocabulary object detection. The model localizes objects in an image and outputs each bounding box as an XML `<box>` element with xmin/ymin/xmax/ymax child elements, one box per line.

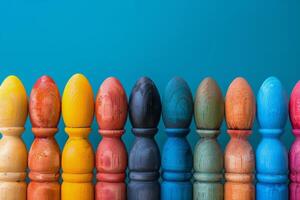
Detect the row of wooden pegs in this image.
<box><xmin>0</xmin><ymin>74</ymin><xmax>299</xmax><ymax>200</ymax></box>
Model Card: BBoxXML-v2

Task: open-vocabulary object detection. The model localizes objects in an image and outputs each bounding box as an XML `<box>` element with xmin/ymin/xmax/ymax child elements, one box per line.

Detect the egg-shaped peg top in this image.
<box><xmin>62</xmin><ymin>73</ymin><xmax>94</xmax><ymax>128</ymax></box>
<box><xmin>225</xmin><ymin>77</ymin><xmax>256</xmax><ymax>130</ymax></box>
<box><xmin>129</xmin><ymin>77</ymin><xmax>162</xmax><ymax>128</ymax></box>
<box><xmin>290</xmin><ymin>81</ymin><xmax>300</xmax><ymax>129</ymax></box>
<box><xmin>162</xmin><ymin>77</ymin><xmax>193</xmax><ymax>128</ymax></box>
<box><xmin>29</xmin><ymin>76</ymin><xmax>61</xmax><ymax>128</ymax></box>
<box><xmin>0</xmin><ymin>75</ymin><xmax>28</xmax><ymax>127</ymax></box>
<box><xmin>257</xmin><ymin>77</ymin><xmax>288</xmax><ymax>130</ymax></box>
<box><xmin>95</xmin><ymin>77</ymin><xmax>128</xmax><ymax>130</ymax></box>
<box><xmin>194</xmin><ymin>77</ymin><xmax>224</xmax><ymax>130</ymax></box>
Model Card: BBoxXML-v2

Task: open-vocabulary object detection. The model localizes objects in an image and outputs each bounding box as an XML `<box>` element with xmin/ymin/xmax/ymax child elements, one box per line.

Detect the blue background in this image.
<box><xmin>0</xmin><ymin>0</ymin><xmax>299</xmax><ymax>154</ymax></box>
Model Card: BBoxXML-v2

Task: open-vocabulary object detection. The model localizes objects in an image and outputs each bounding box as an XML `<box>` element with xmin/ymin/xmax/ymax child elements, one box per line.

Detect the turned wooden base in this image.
<box><xmin>162</xmin><ymin>181</ymin><xmax>192</xmax><ymax>200</ymax></box>
<box><xmin>0</xmin><ymin>181</ymin><xmax>26</xmax><ymax>200</ymax></box>
<box><xmin>225</xmin><ymin>182</ymin><xmax>254</xmax><ymax>200</ymax></box>
<box><xmin>96</xmin><ymin>182</ymin><xmax>126</xmax><ymax>200</ymax></box>
<box><xmin>256</xmin><ymin>183</ymin><xmax>287</xmax><ymax>199</ymax></box>
<box><xmin>193</xmin><ymin>182</ymin><xmax>223</xmax><ymax>200</ymax></box>
<box><xmin>127</xmin><ymin>181</ymin><xmax>160</xmax><ymax>200</ymax></box>
<box><xmin>290</xmin><ymin>183</ymin><xmax>300</xmax><ymax>200</ymax></box>
<box><xmin>27</xmin><ymin>182</ymin><xmax>60</xmax><ymax>200</ymax></box>
<box><xmin>62</xmin><ymin>182</ymin><xmax>94</xmax><ymax>200</ymax></box>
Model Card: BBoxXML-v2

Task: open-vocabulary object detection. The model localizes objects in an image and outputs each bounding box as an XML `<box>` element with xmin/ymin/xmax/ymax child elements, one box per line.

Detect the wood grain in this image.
<box><xmin>194</xmin><ymin>77</ymin><xmax>224</xmax><ymax>130</ymax></box>
<box><xmin>225</xmin><ymin>77</ymin><xmax>255</xmax><ymax>130</ymax></box>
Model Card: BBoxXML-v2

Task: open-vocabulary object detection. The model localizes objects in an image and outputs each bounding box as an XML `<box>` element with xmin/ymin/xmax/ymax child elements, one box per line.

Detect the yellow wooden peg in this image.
<box><xmin>61</xmin><ymin>73</ymin><xmax>94</xmax><ymax>200</ymax></box>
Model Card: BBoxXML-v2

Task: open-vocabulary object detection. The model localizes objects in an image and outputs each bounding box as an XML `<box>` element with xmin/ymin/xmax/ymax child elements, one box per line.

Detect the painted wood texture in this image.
<box><xmin>128</xmin><ymin>77</ymin><xmax>161</xmax><ymax>200</ymax></box>
<box><xmin>0</xmin><ymin>76</ymin><xmax>28</xmax><ymax>200</ymax></box>
<box><xmin>256</xmin><ymin>77</ymin><xmax>288</xmax><ymax>199</ymax></box>
<box><xmin>27</xmin><ymin>76</ymin><xmax>61</xmax><ymax>200</ymax></box>
<box><xmin>289</xmin><ymin>81</ymin><xmax>300</xmax><ymax>200</ymax></box>
<box><xmin>61</xmin><ymin>74</ymin><xmax>94</xmax><ymax>200</ymax></box>
<box><xmin>224</xmin><ymin>77</ymin><xmax>255</xmax><ymax>200</ymax></box>
<box><xmin>95</xmin><ymin>77</ymin><xmax>128</xmax><ymax>200</ymax></box>
<box><xmin>193</xmin><ymin>77</ymin><xmax>224</xmax><ymax>200</ymax></box>
<box><xmin>161</xmin><ymin>77</ymin><xmax>193</xmax><ymax>200</ymax></box>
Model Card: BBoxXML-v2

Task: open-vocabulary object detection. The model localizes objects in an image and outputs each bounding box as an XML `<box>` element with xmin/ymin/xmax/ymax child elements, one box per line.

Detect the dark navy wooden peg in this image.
<box><xmin>256</xmin><ymin>76</ymin><xmax>289</xmax><ymax>199</ymax></box>
<box><xmin>128</xmin><ymin>77</ymin><xmax>162</xmax><ymax>200</ymax></box>
<box><xmin>161</xmin><ymin>77</ymin><xmax>193</xmax><ymax>200</ymax></box>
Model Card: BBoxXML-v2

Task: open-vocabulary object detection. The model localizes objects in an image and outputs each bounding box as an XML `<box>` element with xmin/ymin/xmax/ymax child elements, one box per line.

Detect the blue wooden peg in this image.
<box><xmin>256</xmin><ymin>76</ymin><xmax>289</xmax><ymax>200</ymax></box>
<box><xmin>161</xmin><ymin>77</ymin><xmax>193</xmax><ymax>200</ymax></box>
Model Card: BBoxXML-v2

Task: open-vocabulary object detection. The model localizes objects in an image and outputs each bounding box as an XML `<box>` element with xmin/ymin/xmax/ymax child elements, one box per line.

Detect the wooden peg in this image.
<box><xmin>256</xmin><ymin>77</ymin><xmax>288</xmax><ymax>199</ymax></box>
<box><xmin>161</xmin><ymin>77</ymin><xmax>193</xmax><ymax>200</ymax></box>
<box><xmin>127</xmin><ymin>77</ymin><xmax>161</xmax><ymax>200</ymax></box>
<box><xmin>289</xmin><ymin>81</ymin><xmax>300</xmax><ymax>200</ymax></box>
<box><xmin>95</xmin><ymin>77</ymin><xmax>128</xmax><ymax>200</ymax></box>
<box><xmin>27</xmin><ymin>76</ymin><xmax>61</xmax><ymax>200</ymax></box>
<box><xmin>0</xmin><ymin>76</ymin><xmax>28</xmax><ymax>200</ymax></box>
<box><xmin>61</xmin><ymin>74</ymin><xmax>94</xmax><ymax>200</ymax></box>
<box><xmin>193</xmin><ymin>77</ymin><xmax>224</xmax><ymax>200</ymax></box>
<box><xmin>224</xmin><ymin>77</ymin><xmax>255</xmax><ymax>200</ymax></box>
